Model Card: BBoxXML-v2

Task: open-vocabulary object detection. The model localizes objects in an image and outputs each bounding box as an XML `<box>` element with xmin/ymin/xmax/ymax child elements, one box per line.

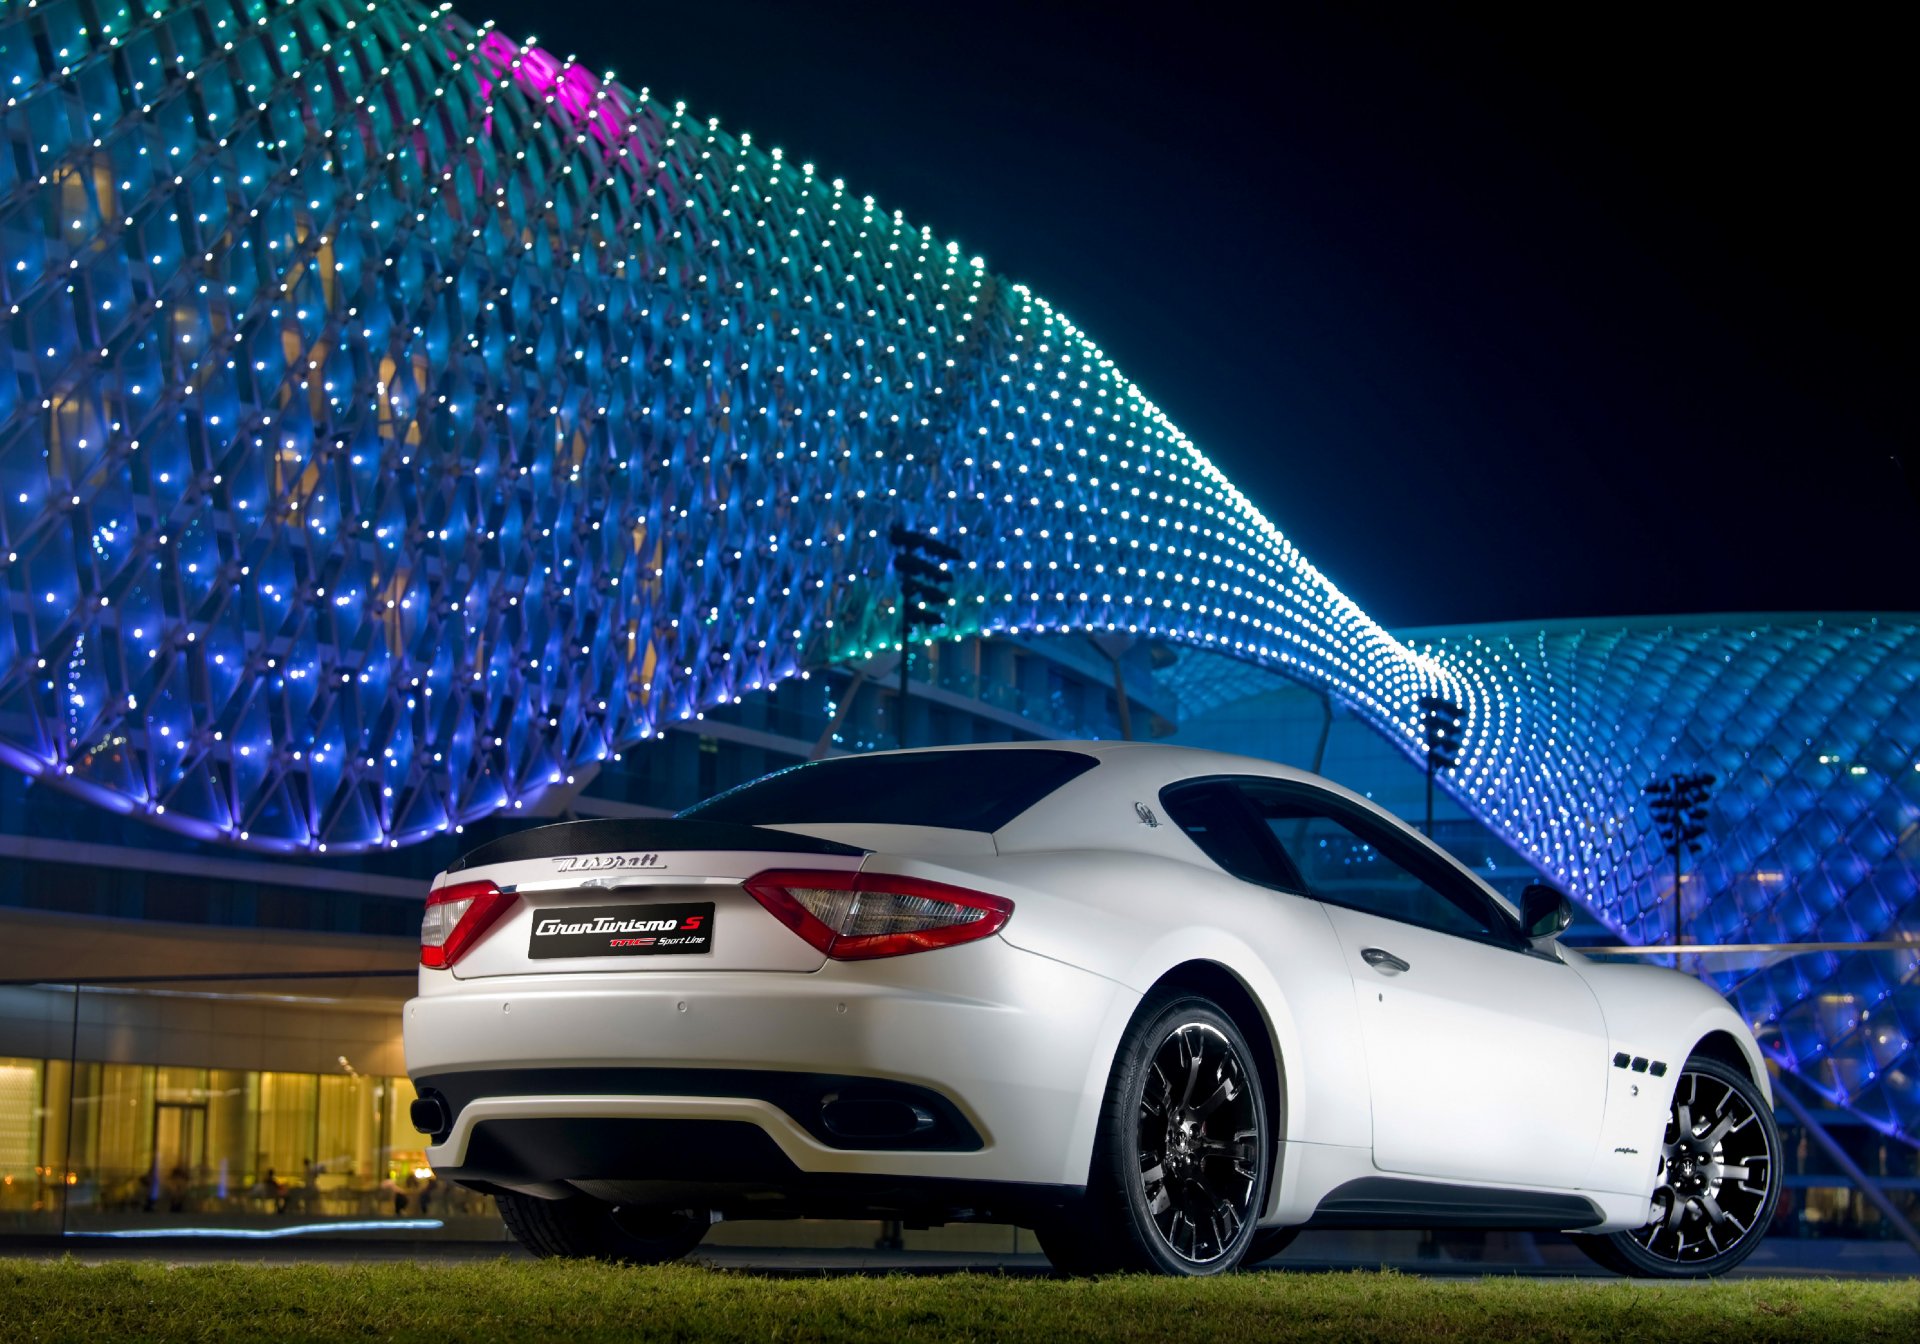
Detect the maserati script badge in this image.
<box><xmin>552</xmin><ymin>853</ymin><xmax>666</xmax><ymax>872</ymax></box>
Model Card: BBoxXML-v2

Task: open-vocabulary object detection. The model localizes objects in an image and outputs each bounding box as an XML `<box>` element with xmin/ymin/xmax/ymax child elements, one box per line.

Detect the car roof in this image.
<box><xmin>842</xmin><ymin>738</ymin><xmax>1342</xmax><ymax>791</ymax></box>
<box><xmin>960</xmin><ymin>741</ymin><xmax>1523</xmax><ymax>921</ymax></box>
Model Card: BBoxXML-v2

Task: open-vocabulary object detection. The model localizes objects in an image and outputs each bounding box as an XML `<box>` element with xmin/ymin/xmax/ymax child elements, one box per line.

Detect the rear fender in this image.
<box><xmin>925</xmin><ymin>850</ymin><xmax>1372</xmax><ymax>1158</ymax></box>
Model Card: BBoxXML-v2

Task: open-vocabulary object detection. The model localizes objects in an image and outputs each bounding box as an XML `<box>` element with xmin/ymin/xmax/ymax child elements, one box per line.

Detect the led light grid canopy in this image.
<box><xmin>0</xmin><ymin>1</ymin><xmax>1914</xmax><ymax>1139</ymax></box>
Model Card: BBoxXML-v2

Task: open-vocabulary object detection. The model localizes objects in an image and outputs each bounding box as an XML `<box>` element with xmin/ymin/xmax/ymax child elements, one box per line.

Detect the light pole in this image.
<box><xmin>1646</xmin><ymin>771</ymin><xmax>1715</xmax><ymax>971</ymax></box>
<box><xmin>888</xmin><ymin>524</ymin><xmax>961</xmax><ymax>749</ymax></box>
<box><xmin>1417</xmin><ymin>694</ymin><xmax>1463</xmax><ymax>840</ymax></box>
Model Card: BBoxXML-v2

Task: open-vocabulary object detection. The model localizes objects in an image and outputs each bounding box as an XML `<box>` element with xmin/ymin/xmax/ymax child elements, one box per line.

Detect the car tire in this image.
<box><xmin>1570</xmin><ymin>1055</ymin><xmax>1781</xmax><ymax>1278</ymax></box>
<box><xmin>496</xmin><ymin>1191</ymin><xmax>709</xmax><ymax>1264</ymax></box>
<box><xmin>1037</xmin><ymin>992</ymin><xmax>1272</xmax><ymax>1276</ymax></box>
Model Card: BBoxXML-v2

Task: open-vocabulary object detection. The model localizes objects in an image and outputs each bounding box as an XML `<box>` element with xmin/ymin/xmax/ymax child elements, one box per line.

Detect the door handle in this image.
<box><xmin>1361</xmin><ymin>947</ymin><xmax>1410</xmax><ymax>974</ymax></box>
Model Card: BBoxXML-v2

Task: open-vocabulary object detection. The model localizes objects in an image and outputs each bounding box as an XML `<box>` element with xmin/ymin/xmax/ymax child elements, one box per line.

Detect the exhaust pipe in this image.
<box><xmin>819</xmin><ymin>1094</ymin><xmax>936</xmax><ymax>1142</ymax></box>
<box><xmin>409</xmin><ymin>1092</ymin><xmax>451</xmax><ymax>1141</ymax></box>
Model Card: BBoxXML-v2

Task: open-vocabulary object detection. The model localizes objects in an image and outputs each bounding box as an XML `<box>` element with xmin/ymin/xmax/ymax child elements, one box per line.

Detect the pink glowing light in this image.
<box><xmin>469</xmin><ymin>30</ymin><xmax>639</xmax><ymax>154</ymax></box>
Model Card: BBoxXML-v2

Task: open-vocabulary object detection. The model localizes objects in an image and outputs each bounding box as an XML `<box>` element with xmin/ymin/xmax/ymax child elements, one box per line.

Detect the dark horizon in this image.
<box><xmin>470</xmin><ymin>0</ymin><xmax>1910</xmax><ymax>629</ymax></box>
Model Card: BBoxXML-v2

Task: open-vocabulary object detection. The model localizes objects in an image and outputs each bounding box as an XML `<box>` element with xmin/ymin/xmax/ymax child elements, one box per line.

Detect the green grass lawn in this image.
<box><xmin>4</xmin><ymin>1259</ymin><xmax>1916</xmax><ymax>1343</ymax></box>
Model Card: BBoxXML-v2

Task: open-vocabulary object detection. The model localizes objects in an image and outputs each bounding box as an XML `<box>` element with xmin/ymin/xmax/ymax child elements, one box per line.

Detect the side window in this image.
<box><xmin>1159</xmin><ymin>781</ymin><xmax>1303</xmax><ymax>890</ymax></box>
<box><xmin>1244</xmin><ymin>785</ymin><xmax>1516</xmax><ymax>945</ymax></box>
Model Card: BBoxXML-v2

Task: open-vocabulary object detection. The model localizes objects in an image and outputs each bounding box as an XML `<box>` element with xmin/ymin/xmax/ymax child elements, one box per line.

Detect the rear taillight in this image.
<box><xmin>743</xmin><ymin>869</ymin><xmax>1012</xmax><ymax>960</ymax></box>
<box><xmin>419</xmin><ymin>879</ymin><xmax>517</xmax><ymax>969</ymax></box>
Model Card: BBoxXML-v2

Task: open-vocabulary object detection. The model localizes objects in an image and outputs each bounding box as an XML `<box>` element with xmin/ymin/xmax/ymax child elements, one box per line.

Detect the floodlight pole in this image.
<box><xmin>888</xmin><ymin>524</ymin><xmax>963</xmax><ymax>751</ymax></box>
<box><xmin>1417</xmin><ymin>695</ymin><xmax>1462</xmax><ymax>840</ymax></box>
<box><xmin>898</xmin><ymin>599</ymin><xmax>911</xmax><ymax>750</ymax></box>
<box><xmin>1671</xmin><ymin>812</ymin><xmax>1686</xmax><ymax>964</ymax></box>
<box><xmin>1426</xmin><ymin>756</ymin><xmax>1437</xmax><ymax>841</ymax></box>
<box><xmin>1647</xmin><ymin>771</ymin><xmax>1714</xmax><ymax>973</ymax></box>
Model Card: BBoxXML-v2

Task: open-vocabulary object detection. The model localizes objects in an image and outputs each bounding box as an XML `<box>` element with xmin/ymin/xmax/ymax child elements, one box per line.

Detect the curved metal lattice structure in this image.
<box><xmin>1349</xmin><ymin>617</ymin><xmax>1917</xmax><ymax>1140</ymax></box>
<box><xmin>0</xmin><ymin>0</ymin><xmax>1915</xmax><ymax>1135</ymax></box>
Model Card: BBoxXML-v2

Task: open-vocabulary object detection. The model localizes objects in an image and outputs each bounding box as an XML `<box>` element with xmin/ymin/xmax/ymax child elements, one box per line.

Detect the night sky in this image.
<box><xmin>467</xmin><ymin>1</ymin><xmax>1910</xmax><ymax>628</ymax></box>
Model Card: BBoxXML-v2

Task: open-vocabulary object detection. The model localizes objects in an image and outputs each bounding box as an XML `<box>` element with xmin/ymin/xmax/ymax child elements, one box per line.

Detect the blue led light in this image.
<box><xmin>66</xmin><ymin>1220</ymin><xmax>446</xmax><ymax>1240</ymax></box>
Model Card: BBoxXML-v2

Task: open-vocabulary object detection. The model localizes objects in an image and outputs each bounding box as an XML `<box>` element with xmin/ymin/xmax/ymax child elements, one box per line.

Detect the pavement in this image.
<box><xmin>4</xmin><ymin>1230</ymin><xmax>1915</xmax><ymax>1278</ymax></box>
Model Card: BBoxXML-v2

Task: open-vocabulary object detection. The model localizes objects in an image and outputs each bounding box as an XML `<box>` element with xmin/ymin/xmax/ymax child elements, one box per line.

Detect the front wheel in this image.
<box><xmin>1037</xmin><ymin>992</ymin><xmax>1272</xmax><ymax>1276</ymax></box>
<box><xmin>496</xmin><ymin>1191</ymin><xmax>708</xmax><ymax>1264</ymax></box>
<box><xmin>1571</xmin><ymin>1055</ymin><xmax>1780</xmax><ymax>1278</ymax></box>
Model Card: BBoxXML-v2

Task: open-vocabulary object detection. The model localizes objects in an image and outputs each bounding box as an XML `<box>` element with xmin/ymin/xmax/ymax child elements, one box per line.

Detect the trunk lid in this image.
<box><xmin>440</xmin><ymin>819</ymin><xmax>867</xmax><ymax>979</ymax></box>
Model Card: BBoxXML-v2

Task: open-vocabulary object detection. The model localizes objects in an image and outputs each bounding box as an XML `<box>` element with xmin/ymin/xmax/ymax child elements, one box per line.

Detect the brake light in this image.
<box><xmin>742</xmin><ymin>869</ymin><xmax>1013</xmax><ymax>960</ymax></box>
<box><xmin>420</xmin><ymin>879</ymin><xmax>517</xmax><ymax>969</ymax></box>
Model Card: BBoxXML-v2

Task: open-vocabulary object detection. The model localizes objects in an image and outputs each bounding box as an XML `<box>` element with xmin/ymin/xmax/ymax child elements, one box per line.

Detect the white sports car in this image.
<box><xmin>403</xmin><ymin>742</ymin><xmax>1780</xmax><ymax>1276</ymax></box>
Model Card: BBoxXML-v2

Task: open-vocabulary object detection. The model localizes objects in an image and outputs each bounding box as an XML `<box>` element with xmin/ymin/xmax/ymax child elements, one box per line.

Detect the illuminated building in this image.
<box><xmin>0</xmin><ymin>0</ymin><xmax>1912</xmax><ymax>1219</ymax></box>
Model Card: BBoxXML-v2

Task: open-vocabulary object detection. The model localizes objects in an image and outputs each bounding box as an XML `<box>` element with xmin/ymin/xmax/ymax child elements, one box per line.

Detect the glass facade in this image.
<box><xmin>0</xmin><ymin>1048</ymin><xmax>497</xmax><ymax>1232</ymax></box>
<box><xmin>0</xmin><ymin>972</ymin><xmax>508</xmax><ymax>1236</ymax></box>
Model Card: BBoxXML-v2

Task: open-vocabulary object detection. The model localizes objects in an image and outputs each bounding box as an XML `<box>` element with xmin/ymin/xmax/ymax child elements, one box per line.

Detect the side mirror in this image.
<box><xmin>1520</xmin><ymin>882</ymin><xmax>1574</xmax><ymax>941</ymax></box>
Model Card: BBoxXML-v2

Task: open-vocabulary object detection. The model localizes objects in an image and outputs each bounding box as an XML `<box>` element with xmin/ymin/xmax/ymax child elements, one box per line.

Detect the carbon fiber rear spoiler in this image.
<box><xmin>446</xmin><ymin>818</ymin><xmax>868</xmax><ymax>873</ymax></box>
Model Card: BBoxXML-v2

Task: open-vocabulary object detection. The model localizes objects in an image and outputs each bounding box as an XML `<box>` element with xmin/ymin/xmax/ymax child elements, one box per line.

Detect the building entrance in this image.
<box><xmin>151</xmin><ymin>1101</ymin><xmax>206</xmax><ymax>1212</ymax></box>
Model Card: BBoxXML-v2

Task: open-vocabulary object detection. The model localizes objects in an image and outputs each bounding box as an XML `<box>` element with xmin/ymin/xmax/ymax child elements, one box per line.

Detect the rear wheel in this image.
<box><xmin>496</xmin><ymin>1191</ymin><xmax>708</xmax><ymax>1264</ymax></box>
<box><xmin>1038</xmin><ymin>992</ymin><xmax>1271</xmax><ymax>1276</ymax></box>
<box><xmin>1571</xmin><ymin>1055</ymin><xmax>1780</xmax><ymax>1278</ymax></box>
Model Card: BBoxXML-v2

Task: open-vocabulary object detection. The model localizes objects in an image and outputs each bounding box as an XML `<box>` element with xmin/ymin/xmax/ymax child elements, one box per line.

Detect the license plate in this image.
<box><xmin>528</xmin><ymin>902</ymin><xmax>714</xmax><ymax>959</ymax></box>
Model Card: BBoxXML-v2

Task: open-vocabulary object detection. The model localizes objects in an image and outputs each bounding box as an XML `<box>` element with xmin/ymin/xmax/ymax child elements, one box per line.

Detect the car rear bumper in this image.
<box><xmin>403</xmin><ymin>936</ymin><xmax>1134</xmax><ymax>1199</ymax></box>
<box><xmin>410</xmin><ymin>1098</ymin><xmax>1085</xmax><ymax>1223</ymax></box>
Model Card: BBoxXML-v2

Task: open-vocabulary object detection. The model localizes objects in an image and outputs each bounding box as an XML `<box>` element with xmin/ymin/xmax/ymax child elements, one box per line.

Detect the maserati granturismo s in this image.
<box><xmin>403</xmin><ymin>742</ymin><xmax>1778</xmax><ymax>1276</ymax></box>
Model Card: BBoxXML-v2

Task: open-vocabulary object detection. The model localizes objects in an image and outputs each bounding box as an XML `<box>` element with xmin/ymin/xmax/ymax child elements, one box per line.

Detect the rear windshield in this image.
<box><xmin>679</xmin><ymin>749</ymin><xmax>1098</xmax><ymax>832</ymax></box>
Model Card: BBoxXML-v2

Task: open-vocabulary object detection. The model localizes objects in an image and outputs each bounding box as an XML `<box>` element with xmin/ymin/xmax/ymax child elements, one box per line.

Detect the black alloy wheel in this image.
<box><xmin>1036</xmin><ymin>993</ymin><xmax>1271</xmax><ymax>1275</ymax></box>
<box><xmin>1572</xmin><ymin>1055</ymin><xmax>1780</xmax><ymax>1277</ymax></box>
<box><xmin>1138</xmin><ymin>1021</ymin><xmax>1266</xmax><ymax>1263</ymax></box>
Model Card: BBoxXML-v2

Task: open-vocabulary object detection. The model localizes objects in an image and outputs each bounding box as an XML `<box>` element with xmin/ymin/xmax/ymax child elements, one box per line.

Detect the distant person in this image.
<box><xmin>301</xmin><ymin>1157</ymin><xmax>321</xmax><ymax>1213</ymax></box>
<box><xmin>417</xmin><ymin>1174</ymin><xmax>437</xmax><ymax>1217</ymax></box>
<box><xmin>257</xmin><ymin>1167</ymin><xmax>285</xmax><ymax>1214</ymax></box>
<box><xmin>162</xmin><ymin>1165</ymin><xmax>190</xmax><ymax>1213</ymax></box>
